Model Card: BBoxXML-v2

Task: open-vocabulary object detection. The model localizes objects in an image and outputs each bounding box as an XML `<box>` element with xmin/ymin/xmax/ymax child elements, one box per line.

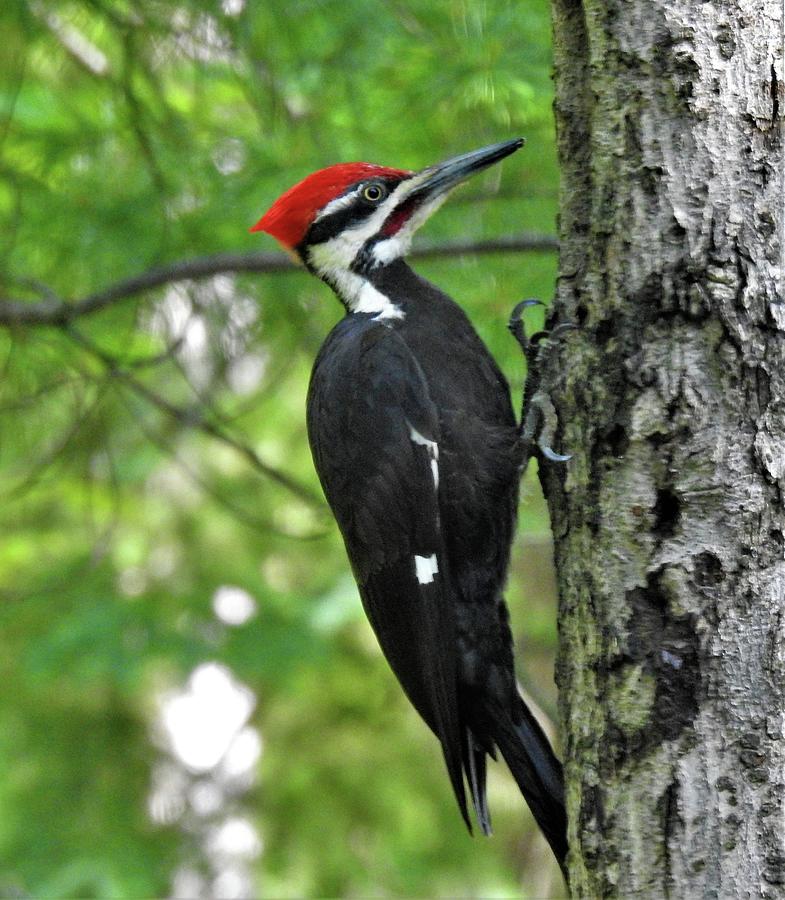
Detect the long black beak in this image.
<box><xmin>410</xmin><ymin>138</ymin><xmax>525</xmax><ymax>201</ymax></box>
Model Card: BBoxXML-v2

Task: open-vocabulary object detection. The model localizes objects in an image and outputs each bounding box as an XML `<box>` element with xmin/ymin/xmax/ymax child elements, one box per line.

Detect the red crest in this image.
<box><xmin>250</xmin><ymin>163</ymin><xmax>411</xmax><ymax>248</ymax></box>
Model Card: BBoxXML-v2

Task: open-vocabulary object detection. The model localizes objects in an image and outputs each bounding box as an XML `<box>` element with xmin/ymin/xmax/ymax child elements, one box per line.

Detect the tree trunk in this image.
<box><xmin>545</xmin><ymin>1</ymin><xmax>784</xmax><ymax>895</ymax></box>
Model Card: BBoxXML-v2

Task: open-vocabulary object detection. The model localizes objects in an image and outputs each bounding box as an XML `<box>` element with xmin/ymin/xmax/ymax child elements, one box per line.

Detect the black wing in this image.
<box><xmin>307</xmin><ymin>316</ymin><xmax>469</xmax><ymax>824</ymax></box>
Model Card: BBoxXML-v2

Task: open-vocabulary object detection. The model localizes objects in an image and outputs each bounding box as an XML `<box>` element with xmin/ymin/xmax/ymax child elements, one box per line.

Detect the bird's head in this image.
<box><xmin>251</xmin><ymin>139</ymin><xmax>524</xmax><ymax>313</ymax></box>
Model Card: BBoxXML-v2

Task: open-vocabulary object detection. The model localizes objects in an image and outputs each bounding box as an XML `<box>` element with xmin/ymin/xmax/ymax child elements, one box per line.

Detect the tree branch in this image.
<box><xmin>65</xmin><ymin>327</ymin><xmax>326</xmax><ymax>510</ymax></box>
<box><xmin>0</xmin><ymin>233</ymin><xmax>558</xmax><ymax>327</ymax></box>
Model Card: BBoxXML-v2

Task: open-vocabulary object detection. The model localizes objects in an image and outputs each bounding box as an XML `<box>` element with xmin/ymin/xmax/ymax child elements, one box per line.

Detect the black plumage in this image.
<box><xmin>253</xmin><ymin>140</ymin><xmax>567</xmax><ymax>871</ymax></box>
<box><xmin>307</xmin><ymin>262</ymin><xmax>566</xmax><ymax>865</ymax></box>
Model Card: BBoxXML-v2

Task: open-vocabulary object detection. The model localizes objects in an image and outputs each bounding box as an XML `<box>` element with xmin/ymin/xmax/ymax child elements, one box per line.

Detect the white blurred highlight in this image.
<box><xmin>212</xmin><ymin>585</ymin><xmax>258</xmax><ymax>626</ymax></box>
<box><xmin>158</xmin><ymin>663</ymin><xmax>255</xmax><ymax>772</ymax></box>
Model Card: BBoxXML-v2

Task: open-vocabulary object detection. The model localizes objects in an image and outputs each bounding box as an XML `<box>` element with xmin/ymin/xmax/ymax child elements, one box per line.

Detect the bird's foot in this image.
<box><xmin>522</xmin><ymin>392</ymin><xmax>572</xmax><ymax>464</ymax></box>
<box><xmin>509</xmin><ymin>298</ymin><xmax>576</xmax><ymax>364</ymax></box>
<box><xmin>508</xmin><ymin>298</ymin><xmax>544</xmax><ymax>367</ymax></box>
<box><xmin>509</xmin><ymin>299</ymin><xmax>575</xmax><ymax>466</ymax></box>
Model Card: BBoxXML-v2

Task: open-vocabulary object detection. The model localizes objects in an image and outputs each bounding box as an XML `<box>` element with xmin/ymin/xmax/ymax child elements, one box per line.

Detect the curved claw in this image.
<box><xmin>529</xmin><ymin>329</ymin><xmax>550</xmax><ymax>346</ymax></box>
<box><xmin>509</xmin><ymin>297</ymin><xmax>545</xmax><ymax>324</ymax></box>
<box><xmin>540</xmin><ymin>446</ymin><xmax>572</xmax><ymax>463</ymax></box>
<box><xmin>509</xmin><ymin>298</ymin><xmax>546</xmax><ymax>358</ymax></box>
<box><xmin>530</xmin><ymin>322</ymin><xmax>578</xmax><ymax>348</ymax></box>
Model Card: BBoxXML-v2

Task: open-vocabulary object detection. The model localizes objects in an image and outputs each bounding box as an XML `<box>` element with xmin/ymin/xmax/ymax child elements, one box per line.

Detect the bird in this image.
<box><xmin>251</xmin><ymin>139</ymin><xmax>567</xmax><ymax>871</ymax></box>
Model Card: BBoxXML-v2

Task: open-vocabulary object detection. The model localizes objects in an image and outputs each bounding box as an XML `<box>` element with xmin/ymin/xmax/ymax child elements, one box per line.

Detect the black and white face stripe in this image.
<box><xmin>300</xmin><ymin>171</ymin><xmax>453</xmax><ymax>319</ymax></box>
<box><xmin>302</xmin><ymin>176</ymin><xmax>408</xmax><ymax>252</ymax></box>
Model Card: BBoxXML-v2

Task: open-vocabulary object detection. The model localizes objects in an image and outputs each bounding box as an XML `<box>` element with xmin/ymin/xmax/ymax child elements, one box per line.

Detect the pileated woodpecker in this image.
<box><xmin>251</xmin><ymin>139</ymin><xmax>567</xmax><ymax>870</ymax></box>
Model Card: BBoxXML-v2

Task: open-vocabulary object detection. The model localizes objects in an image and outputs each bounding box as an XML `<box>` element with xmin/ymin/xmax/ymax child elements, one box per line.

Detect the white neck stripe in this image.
<box><xmin>352</xmin><ymin>279</ymin><xmax>404</xmax><ymax>320</ymax></box>
<box><xmin>312</xmin><ymin>261</ymin><xmax>403</xmax><ymax>320</ymax></box>
<box><xmin>308</xmin><ymin>237</ymin><xmax>404</xmax><ymax>320</ymax></box>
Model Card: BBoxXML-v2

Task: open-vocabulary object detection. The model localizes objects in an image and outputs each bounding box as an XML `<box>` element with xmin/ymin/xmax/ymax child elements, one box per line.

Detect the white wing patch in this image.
<box><xmin>408</xmin><ymin>424</ymin><xmax>439</xmax><ymax>489</ymax></box>
<box><xmin>414</xmin><ymin>553</ymin><xmax>439</xmax><ymax>585</ymax></box>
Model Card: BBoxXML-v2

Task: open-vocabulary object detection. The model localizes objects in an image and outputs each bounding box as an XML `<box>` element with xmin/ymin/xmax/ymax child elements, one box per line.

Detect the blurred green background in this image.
<box><xmin>0</xmin><ymin>1</ymin><xmax>563</xmax><ymax>897</ymax></box>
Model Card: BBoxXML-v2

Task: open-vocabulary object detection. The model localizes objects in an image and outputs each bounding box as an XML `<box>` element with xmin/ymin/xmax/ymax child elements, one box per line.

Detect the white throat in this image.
<box><xmin>307</xmin><ymin>239</ymin><xmax>404</xmax><ymax>321</ymax></box>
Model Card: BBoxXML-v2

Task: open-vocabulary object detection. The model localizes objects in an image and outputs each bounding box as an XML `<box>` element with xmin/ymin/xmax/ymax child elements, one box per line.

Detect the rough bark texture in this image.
<box><xmin>545</xmin><ymin>1</ymin><xmax>784</xmax><ymax>895</ymax></box>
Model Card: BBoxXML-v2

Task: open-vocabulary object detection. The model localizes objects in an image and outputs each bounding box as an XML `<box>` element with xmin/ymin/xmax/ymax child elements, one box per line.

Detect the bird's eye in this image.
<box><xmin>363</xmin><ymin>183</ymin><xmax>386</xmax><ymax>203</ymax></box>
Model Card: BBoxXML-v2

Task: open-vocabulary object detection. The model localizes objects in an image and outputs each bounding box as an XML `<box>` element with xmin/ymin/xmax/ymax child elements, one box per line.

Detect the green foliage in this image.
<box><xmin>0</xmin><ymin>0</ymin><xmax>562</xmax><ymax>896</ymax></box>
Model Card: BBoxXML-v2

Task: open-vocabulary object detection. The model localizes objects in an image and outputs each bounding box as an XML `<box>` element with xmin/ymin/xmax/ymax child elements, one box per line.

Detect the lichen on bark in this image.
<box><xmin>546</xmin><ymin>0</ymin><xmax>785</xmax><ymax>895</ymax></box>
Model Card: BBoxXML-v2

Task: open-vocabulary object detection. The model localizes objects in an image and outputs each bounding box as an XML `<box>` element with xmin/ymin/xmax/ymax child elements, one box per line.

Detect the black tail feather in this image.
<box><xmin>492</xmin><ymin>700</ymin><xmax>568</xmax><ymax>875</ymax></box>
<box><xmin>464</xmin><ymin>727</ymin><xmax>492</xmax><ymax>835</ymax></box>
<box><xmin>439</xmin><ymin>734</ymin><xmax>472</xmax><ymax>834</ymax></box>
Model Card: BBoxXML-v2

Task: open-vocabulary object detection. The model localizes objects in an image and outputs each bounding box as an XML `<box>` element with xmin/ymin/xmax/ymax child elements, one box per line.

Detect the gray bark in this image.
<box><xmin>545</xmin><ymin>1</ymin><xmax>785</xmax><ymax>895</ymax></box>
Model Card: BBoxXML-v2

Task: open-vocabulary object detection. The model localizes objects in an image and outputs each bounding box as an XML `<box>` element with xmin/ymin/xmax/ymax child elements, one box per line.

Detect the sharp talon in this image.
<box><xmin>541</xmin><ymin>446</ymin><xmax>572</xmax><ymax>463</ymax></box>
<box><xmin>529</xmin><ymin>330</ymin><xmax>549</xmax><ymax>346</ymax></box>
<box><xmin>509</xmin><ymin>299</ymin><xmax>547</xmax><ymax>361</ymax></box>
<box><xmin>508</xmin><ymin>299</ymin><xmax>545</xmax><ymax>335</ymax></box>
<box><xmin>510</xmin><ymin>298</ymin><xmax>545</xmax><ymax>322</ymax></box>
<box><xmin>531</xmin><ymin>323</ymin><xmax>578</xmax><ymax>347</ymax></box>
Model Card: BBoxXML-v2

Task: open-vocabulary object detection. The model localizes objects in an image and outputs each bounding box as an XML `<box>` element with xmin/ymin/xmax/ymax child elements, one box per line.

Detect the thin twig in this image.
<box><xmin>2</xmin><ymin>382</ymin><xmax>108</xmax><ymax>502</ymax></box>
<box><xmin>65</xmin><ymin>326</ymin><xmax>325</xmax><ymax>509</ymax></box>
<box><xmin>128</xmin><ymin>400</ymin><xmax>328</xmax><ymax>540</ymax></box>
